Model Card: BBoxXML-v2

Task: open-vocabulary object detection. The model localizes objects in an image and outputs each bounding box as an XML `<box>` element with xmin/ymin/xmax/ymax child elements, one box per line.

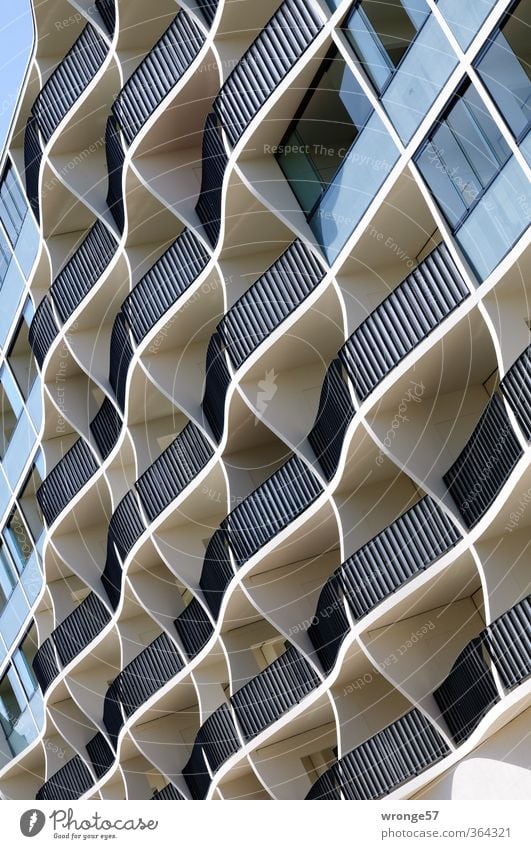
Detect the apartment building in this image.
<box><xmin>0</xmin><ymin>0</ymin><xmax>529</xmax><ymax>801</ymax></box>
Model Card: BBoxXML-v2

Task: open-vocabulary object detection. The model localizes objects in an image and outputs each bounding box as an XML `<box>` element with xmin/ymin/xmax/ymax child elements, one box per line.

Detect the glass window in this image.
<box><xmin>276</xmin><ymin>50</ymin><xmax>372</xmax><ymax>215</ymax></box>
<box><xmin>0</xmin><ymin>227</ymin><xmax>10</xmax><ymax>285</ymax></box>
<box><xmin>0</xmin><ymin>543</ymin><xmax>17</xmax><ymax>611</ymax></box>
<box><xmin>4</xmin><ymin>507</ymin><xmax>34</xmax><ymax>572</ymax></box>
<box><xmin>0</xmin><ymin>163</ymin><xmax>27</xmax><ymax>247</ymax></box>
<box><xmin>476</xmin><ymin>0</ymin><xmax>531</xmax><ymax>143</ymax></box>
<box><xmin>7</xmin><ymin>315</ymin><xmax>38</xmax><ymax>401</ymax></box>
<box><xmin>0</xmin><ymin>666</ymin><xmax>38</xmax><ymax>756</ymax></box>
<box><xmin>0</xmin><ymin>666</ymin><xmax>26</xmax><ymax>734</ymax></box>
<box><xmin>343</xmin><ymin>0</ymin><xmax>430</xmax><ymax>93</ymax></box>
<box><xmin>18</xmin><ymin>466</ymin><xmax>44</xmax><ymax>544</ymax></box>
<box><xmin>13</xmin><ymin>628</ymin><xmax>39</xmax><ymax>698</ymax></box>
<box><xmin>436</xmin><ymin>0</ymin><xmax>498</xmax><ymax>50</ymax></box>
<box><xmin>0</xmin><ymin>378</ymin><xmax>18</xmax><ymax>459</ymax></box>
<box><xmin>416</xmin><ymin>82</ymin><xmax>511</xmax><ymax>228</ymax></box>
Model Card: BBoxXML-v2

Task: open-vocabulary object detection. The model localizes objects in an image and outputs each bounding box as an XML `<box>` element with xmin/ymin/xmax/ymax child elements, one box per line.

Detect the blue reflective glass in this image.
<box><xmin>3</xmin><ymin>409</ymin><xmax>35</xmax><ymax>488</ymax></box>
<box><xmin>380</xmin><ymin>14</ymin><xmax>459</xmax><ymax>142</ymax></box>
<box><xmin>309</xmin><ymin>112</ymin><xmax>400</xmax><ymax>261</ymax></box>
<box><xmin>20</xmin><ymin>551</ymin><xmax>42</xmax><ymax>607</ymax></box>
<box><xmin>416</xmin><ymin>83</ymin><xmax>512</xmax><ymax>229</ymax></box>
<box><xmin>456</xmin><ymin>155</ymin><xmax>531</xmax><ymax>278</ymax></box>
<box><xmin>28</xmin><ymin>688</ymin><xmax>44</xmax><ymax>732</ymax></box>
<box><xmin>0</xmin><ymin>585</ymin><xmax>29</xmax><ymax>656</ymax></box>
<box><xmin>1</xmin><ymin>363</ymin><xmax>23</xmax><ymax>417</ymax></box>
<box><xmin>0</xmin><ymin>227</ymin><xmax>10</xmax><ymax>284</ymax></box>
<box><xmin>436</xmin><ymin>0</ymin><xmax>497</xmax><ymax>49</ymax></box>
<box><xmin>14</xmin><ymin>213</ymin><xmax>39</xmax><ymax>279</ymax></box>
<box><xmin>276</xmin><ymin>52</ymin><xmax>373</xmax><ymax>217</ymax></box>
<box><xmin>0</xmin><ymin>260</ymin><xmax>25</xmax><ymax>351</ymax></box>
<box><xmin>476</xmin><ymin>2</ymin><xmax>531</xmax><ymax>142</ymax></box>
<box><xmin>0</xmin><ymin>466</ymin><xmax>10</xmax><ymax>519</ymax></box>
<box><xmin>0</xmin><ymin>169</ymin><xmax>26</xmax><ymax>247</ymax></box>
<box><xmin>13</xmin><ymin>646</ymin><xmax>37</xmax><ymax>699</ymax></box>
<box><xmin>4</xmin><ymin>508</ymin><xmax>34</xmax><ymax>572</ymax></box>
<box><xmin>520</xmin><ymin>127</ymin><xmax>531</xmax><ymax>164</ymax></box>
<box><xmin>344</xmin><ymin>0</ymin><xmax>431</xmax><ymax>97</ymax></box>
<box><xmin>0</xmin><ymin>544</ymin><xmax>16</xmax><ymax>606</ymax></box>
<box><xmin>26</xmin><ymin>376</ymin><xmax>43</xmax><ymax>431</ymax></box>
<box><xmin>7</xmin><ymin>701</ymin><xmax>38</xmax><ymax>756</ymax></box>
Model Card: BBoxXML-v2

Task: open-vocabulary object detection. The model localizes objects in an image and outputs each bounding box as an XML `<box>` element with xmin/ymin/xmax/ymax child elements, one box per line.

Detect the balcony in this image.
<box><xmin>86</xmin><ymin>732</ymin><xmax>114</xmax><ymax>782</ymax></box>
<box><xmin>231</xmin><ymin>644</ymin><xmax>320</xmax><ymax>741</ymax></box>
<box><xmin>199</xmin><ymin>529</ymin><xmax>233</xmax><ymax>619</ymax></box>
<box><xmin>32</xmin><ymin>24</ymin><xmax>108</xmax><ymax>143</ymax></box>
<box><xmin>28</xmin><ymin>297</ymin><xmax>60</xmax><ymax>368</ymax></box>
<box><xmin>213</xmin><ymin>0</ymin><xmax>323</xmax><ymax>148</ymax></box>
<box><xmin>443</xmin><ymin>394</ymin><xmax>523</xmax><ymax>528</ymax></box>
<box><xmin>225</xmin><ymin>455</ymin><xmax>323</xmax><ymax>567</ymax></box>
<box><xmin>483</xmin><ymin>596</ymin><xmax>531</xmax><ymax>692</ymax></box>
<box><xmin>342</xmin><ymin>496</ymin><xmax>462</xmax><ymax>621</ymax></box>
<box><xmin>307</xmin><ymin>708</ymin><xmax>449</xmax><ymax>800</ymax></box>
<box><xmin>195</xmin><ymin>113</ymin><xmax>228</xmax><ymax>247</ymax></box>
<box><xmin>23</xmin><ymin>116</ymin><xmax>42</xmax><ymax>221</ymax></box>
<box><xmin>339</xmin><ymin>244</ymin><xmax>469</xmax><ymax>401</ymax></box>
<box><xmin>433</xmin><ymin>637</ymin><xmax>499</xmax><ymax>745</ymax></box>
<box><xmin>95</xmin><ymin>0</ymin><xmax>116</xmax><ymax>37</ymax></box>
<box><xmin>50</xmin><ymin>220</ymin><xmax>118</xmax><ymax>322</ymax></box>
<box><xmin>135</xmin><ymin>422</ymin><xmax>214</xmax><ymax>522</ymax></box>
<box><xmin>101</xmin><ymin>490</ymin><xmax>145</xmax><ymax>609</ymax></box>
<box><xmin>307</xmin><ymin>358</ymin><xmax>355</xmax><ymax>480</ymax></box>
<box><xmin>501</xmin><ymin>345</ymin><xmax>531</xmax><ymax>442</ymax></box>
<box><xmin>102</xmin><ymin>681</ymin><xmax>123</xmax><ymax>749</ymax></box>
<box><xmin>51</xmin><ymin>592</ymin><xmax>111</xmax><ymax>668</ymax></box>
<box><xmin>36</xmin><ymin>755</ymin><xmax>94</xmax><ymax>801</ymax></box>
<box><xmin>122</xmin><ymin>229</ymin><xmax>209</xmax><ymax>344</ymax></box>
<box><xmin>174</xmin><ymin>597</ymin><xmax>214</xmax><ymax>659</ymax></box>
<box><xmin>104</xmin><ymin>632</ymin><xmax>184</xmax><ymax>744</ymax></box>
<box><xmin>307</xmin><ymin>573</ymin><xmax>349</xmax><ymax>675</ymax></box>
<box><xmin>36</xmin><ymin>438</ymin><xmax>99</xmax><ymax>526</ymax></box>
<box><xmin>105</xmin><ymin>116</ymin><xmax>125</xmax><ymax>233</ymax></box>
<box><xmin>182</xmin><ymin>740</ymin><xmax>211</xmax><ymax>800</ymax></box>
<box><xmin>112</xmin><ymin>11</ymin><xmax>204</xmax><ymax>145</ymax></box>
<box><xmin>32</xmin><ymin>637</ymin><xmax>60</xmax><ymax>694</ymax></box>
<box><xmin>200</xmin><ymin>703</ymin><xmax>240</xmax><ymax>774</ymax></box>
<box><xmin>197</xmin><ymin>0</ymin><xmax>218</xmax><ymax>26</ymax></box>
<box><xmin>108</xmin><ymin>312</ymin><xmax>134</xmax><ymax>411</ymax></box>
<box><xmin>152</xmin><ymin>783</ymin><xmax>185</xmax><ymax>800</ymax></box>
<box><xmin>201</xmin><ymin>333</ymin><xmax>231</xmax><ymax>443</ymax></box>
<box><xmin>90</xmin><ymin>397</ymin><xmax>123</xmax><ymax>460</ymax></box>
<box><xmin>217</xmin><ymin>240</ymin><xmax>326</xmax><ymax>370</ymax></box>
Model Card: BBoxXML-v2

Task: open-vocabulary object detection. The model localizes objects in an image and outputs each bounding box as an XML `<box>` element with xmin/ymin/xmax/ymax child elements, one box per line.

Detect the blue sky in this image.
<box><xmin>0</xmin><ymin>0</ymin><xmax>33</xmax><ymax>154</ymax></box>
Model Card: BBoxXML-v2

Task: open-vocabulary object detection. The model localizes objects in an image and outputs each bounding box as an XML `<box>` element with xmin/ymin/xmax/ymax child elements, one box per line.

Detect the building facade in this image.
<box><xmin>0</xmin><ymin>0</ymin><xmax>529</xmax><ymax>801</ymax></box>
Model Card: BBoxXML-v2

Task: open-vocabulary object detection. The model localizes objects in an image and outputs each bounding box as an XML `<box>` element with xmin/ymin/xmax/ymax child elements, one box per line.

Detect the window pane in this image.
<box><xmin>7</xmin><ymin>317</ymin><xmax>38</xmax><ymax>401</ymax></box>
<box><xmin>13</xmin><ymin>629</ymin><xmax>39</xmax><ymax>699</ymax></box>
<box><xmin>277</xmin><ymin>51</ymin><xmax>372</xmax><ymax>216</ymax></box>
<box><xmin>0</xmin><ymin>227</ymin><xmax>10</xmax><ymax>284</ymax></box>
<box><xmin>417</xmin><ymin>132</ymin><xmax>477</xmax><ymax>224</ymax></box>
<box><xmin>0</xmin><ymin>544</ymin><xmax>17</xmax><ymax>608</ymax></box>
<box><xmin>445</xmin><ymin>100</ymin><xmax>501</xmax><ymax>187</ymax></box>
<box><xmin>476</xmin><ymin>0</ymin><xmax>531</xmax><ymax>140</ymax></box>
<box><xmin>0</xmin><ymin>378</ymin><xmax>18</xmax><ymax>459</ymax></box>
<box><xmin>436</xmin><ymin>0</ymin><xmax>497</xmax><ymax>49</ymax></box>
<box><xmin>416</xmin><ymin>82</ymin><xmax>512</xmax><ymax>230</ymax></box>
<box><xmin>5</xmin><ymin>508</ymin><xmax>34</xmax><ymax>571</ymax></box>
<box><xmin>19</xmin><ymin>466</ymin><xmax>44</xmax><ymax>543</ymax></box>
